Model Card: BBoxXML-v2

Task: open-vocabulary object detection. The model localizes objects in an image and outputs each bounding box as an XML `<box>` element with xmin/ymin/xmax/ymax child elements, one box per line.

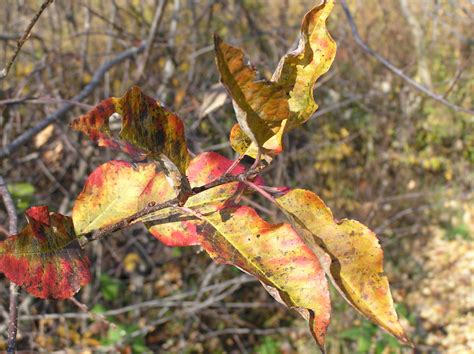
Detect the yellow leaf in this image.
<box><xmin>124</xmin><ymin>252</ymin><xmax>141</xmax><ymax>273</ymax></box>
<box><xmin>277</xmin><ymin>189</ymin><xmax>409</xmax><ymax>344</ymax></box>
<box><xmin>215</xmin><ymin>0</ymin><xmax>337</xmax><ymax>160</ymax></box>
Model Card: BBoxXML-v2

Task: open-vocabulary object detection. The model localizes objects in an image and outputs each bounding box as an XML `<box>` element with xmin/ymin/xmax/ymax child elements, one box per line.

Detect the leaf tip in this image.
<box><xmin>25</xmin><ymin>205</ymin><xmax>50</xmax><ymax>225</ymax></box>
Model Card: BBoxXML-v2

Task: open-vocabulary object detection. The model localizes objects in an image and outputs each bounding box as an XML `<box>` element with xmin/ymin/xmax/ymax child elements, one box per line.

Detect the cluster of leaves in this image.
<box><xmin>0</xmin><ymin>1</ymin><xmax>408</xmax><ymax>351</ymax></box>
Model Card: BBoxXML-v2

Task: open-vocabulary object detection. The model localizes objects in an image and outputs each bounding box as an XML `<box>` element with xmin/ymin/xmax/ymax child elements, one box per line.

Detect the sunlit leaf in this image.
<box><xmin>217</xmin><ymin>0</ymin><xmax>336</xmax><ymax>159</ymax></box>
<box><xmin>185</xmin><ymin>206</ymin><xmax>331</xmax><ymax>346</ymax></box>
<box><xmin>214</xmin><ymin>34</ymin><xmax>289</xmax><ymax>159</ymax></box>
<box><xmin>276</xmin><ymin>189</ymin><xmax>408</xmax><ymax>343</ymax></box>
<box><xmin>72</xmin><ymin>160</ymin><xmax>173</xmax><ymax>235</ymax></box>
<box><xmin>197</xmin><ymin>206</ymin><xmax>331</xmax><ymax>350</ymax></box>
<box><xmin>0</xmin><ymin>206</ymin><xmax>91</xmax><ymax>299</ymax></box>
<box><xmin>70</xmin><ymin>86</ymin><xmax>191</xmax><ymax>197</ymax></box>
<box><xmin>272</xmin><ymin>0</ymin><xmax>337</xmax><ymax>127</ymax></box>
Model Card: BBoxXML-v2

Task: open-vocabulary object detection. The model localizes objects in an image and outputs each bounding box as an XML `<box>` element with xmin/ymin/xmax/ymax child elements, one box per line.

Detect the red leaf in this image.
<box><xmin>0</xmin><ymin>206</ymin><xmax>91</xmax><ymax>299</ymax></box>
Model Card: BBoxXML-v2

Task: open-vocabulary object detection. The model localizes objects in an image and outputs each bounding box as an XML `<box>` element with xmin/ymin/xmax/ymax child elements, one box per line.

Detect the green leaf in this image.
<box><xmin>256</xmin><ymin>336</ymin><xmax>280</xmax><ymax>354</ymax></box>
<box><xmin>7</xmin><ymin>182</ymin><xmax>35</xmax><ymax>211</ymax></box>
<box><xmin>99</xmin><ymin>274</ymin><xmax>122</xmax><ymax>301</ymax></box>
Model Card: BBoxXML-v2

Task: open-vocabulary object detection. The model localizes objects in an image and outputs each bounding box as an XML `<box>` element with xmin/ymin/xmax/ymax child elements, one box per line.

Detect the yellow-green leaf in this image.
<box><xmin>273</xmin><ymin>0</ymin><xmax>337</xmax><ymax>128</ymax></box>
<box><xmin>276</xmin><ymin>189</ymin><xmax>409</xmax><ymax>344</ymax></box>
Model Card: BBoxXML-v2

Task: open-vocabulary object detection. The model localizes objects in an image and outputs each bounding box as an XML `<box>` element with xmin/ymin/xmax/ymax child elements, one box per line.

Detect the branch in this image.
<box><xmin>0</xmin><ymin>176</ymin><xmax>19</xmax><ymax>354</ymax></box>
<box><xmin>339</xmin><ymin>0</ymin><xmax>473</xmax><ymax>115</ymax></box>
<box><xmin>0</xmin><ymin>0</ymin><xmax>54</xmax><ymax>80</ymax></box>
<box><xmin>81</xmin><ymin>164</ymin><xmax>267</xmax><ymax>245</ymax></box>
<box><xmin>134</xmin><ymin>0</ymin><xmax>168</xmax><ymax>80</ymax></box>
<box><xmin>0</xmin><ymin>42</ymin><xmax>146</xmax><ymax>159</ymax></box>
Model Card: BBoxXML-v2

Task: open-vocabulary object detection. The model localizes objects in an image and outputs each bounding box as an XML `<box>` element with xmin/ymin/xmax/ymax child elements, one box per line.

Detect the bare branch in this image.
<box><xmin>0</xmin><ymin>176</ymin><xmax>19</xmax><ymax>354</ymax></box>
<box><xmin>134</xmin><ymin>0</ymin><xmax>168</xmax><ymax>80</ymax></box>
<box><xmin>0</xmin><ymin>0</ymin><xmax>54</xmax><ymax>80</ymax></box>
<box><xmin>339</xmin><ymin>0</ymin><xmax>473</xmax><ymax>115</ymax></box>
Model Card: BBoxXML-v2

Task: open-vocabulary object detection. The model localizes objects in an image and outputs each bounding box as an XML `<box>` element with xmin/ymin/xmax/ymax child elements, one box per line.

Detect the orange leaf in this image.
<box><xmin>0</xmin><ymin>206</ymin><xmax>91</xmax><ymax>299</ymax></box>
<box><xmin>276</xmin><ymin>189</ymin><xmax>409</xmax><ymax>344</ymax></box>
<box><xmin>214</xmin><ymin>34</ymin><xmax>289</xmax><ymax>158</ymax></box>
<box><xmin>72</xmin><ymin>160</ymin><xmax>173</xmax><ymax>236</ymax></box>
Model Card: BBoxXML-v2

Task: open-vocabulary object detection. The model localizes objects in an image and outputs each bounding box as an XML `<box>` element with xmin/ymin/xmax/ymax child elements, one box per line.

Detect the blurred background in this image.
<box><xmin>0</xmin><ymin>0</ymin><xmax>472</xmax><ymax>352</ymax></box>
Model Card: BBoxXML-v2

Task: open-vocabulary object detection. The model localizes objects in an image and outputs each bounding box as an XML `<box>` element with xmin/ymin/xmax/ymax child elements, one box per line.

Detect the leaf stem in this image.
<box><xmin>241</xmin><ymin>179</ymin><xmax>276</xmax><ymax>205</ymax></box>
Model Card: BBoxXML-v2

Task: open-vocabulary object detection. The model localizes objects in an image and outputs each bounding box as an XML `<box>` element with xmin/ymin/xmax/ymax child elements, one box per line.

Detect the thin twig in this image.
<box><xmin>135</xmin><ymin>0</ymin><xmax>168</xmax><ymax>80</ymax></box>
<box><xmin>69</xmin><ymin>296</ymin><xmax>115</xmax><ymax>328</ymax></box>
<box><xmin>0</xmin><ymin>42</ymin><xmax>146</xmax><ymax>159</ymax></box>
<box><xmin>0</xmin><ymin>0</ymin><xmax>54</xmax><ymax>80</ymax></box>
<box><xmin>241</xmin><ymin>179</ymin><xmax>276</xmax><ymax>204</ymax></box>
<box><xmin>0</xmin><ymin>176</ymin><xmax>19</xmax><ymax>354</ymax></box>
<box><xmin>19</xmin><ymin>275</ymin><xmax>256</xmax><ymax>321</ymax></box>
<box><xmin>339</xmin><ymin>0</ymin><xmax>473</xmax><ymax>115</ymax></box>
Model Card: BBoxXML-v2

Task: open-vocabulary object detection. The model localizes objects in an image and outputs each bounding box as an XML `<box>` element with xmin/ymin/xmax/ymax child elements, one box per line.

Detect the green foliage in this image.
<box><xmin>7</xmin><ymin>182</ymin><xmax>35</xmax><ymax>212</ymax></box>
<box><xmin>99</xmin><ymin>274</ymin><xmax>122</xmax><ymax>302</ymax></box>
<box><xmin>100</xmin><ymin>324</ymin><xmax>148</xmax><ymax>353</ymax></box>
<box><xmin>255</xmin><ymin>336</ymin><xmax>280</xmax><ymax>354</ymax></box>
<box><xmin>339</xmin><ymin>320</ymin><xmax>402</xmax><ymax>354</ymax></box>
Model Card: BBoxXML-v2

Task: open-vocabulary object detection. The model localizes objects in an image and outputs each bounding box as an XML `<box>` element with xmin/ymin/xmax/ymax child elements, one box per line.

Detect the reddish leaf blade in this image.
<box><xmin>198</xmin><ymin>206</ymin><xmax>331</xmax><ymax>350</ymax></box>
<box><xmin>71</xmin><ymin>86</ymin><xmax>190</xmax><ymax>173</ymax></box>
<box><xmin>145</xmin><ymin>152</ymin><xmax>264</xmax><ymax>246</ymax></box>
<box><xmin>0</xmin><ymin>206</ymin><xmax>91</xmax><ymax>299</ymax></box>
<box><xmin>277</xmin><ymin>189</ymin><xmax>409</xmax><ymax>344</ymax></box>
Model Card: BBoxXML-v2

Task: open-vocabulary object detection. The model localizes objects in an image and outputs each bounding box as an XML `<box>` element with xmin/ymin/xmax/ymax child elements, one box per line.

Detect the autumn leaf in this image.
<box><xmin>276</xmin><ymin>189</ymin><xmax>409</xmax><ymax>343</ymax></box>
<box><xmin>272</xmin><ymin>0</ymin><xmax>337</xmax><ymax>128</ymax></box>
<box><xmin>0</xmin><ymin>206</ymin><xmax>91</xmax><ymax>299</ymax></box>
<box><xmin>70</xmin><ymin>86</ymin><xmax>191</xmax><ymax>199</ymax></box>
<box><xmin>72</xmin><ymin>152</ymin><xmax>263</xmax><ymax>247</ymax></box>
<box><xmin>216</xmin><ymin>0</ymin><xmax>336</xmax><ymax>159</ymax></box>
<box><xmin>197</xmin><ymin>206</ymin><xmax>331</xmax><ymax>350</ymax></box>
